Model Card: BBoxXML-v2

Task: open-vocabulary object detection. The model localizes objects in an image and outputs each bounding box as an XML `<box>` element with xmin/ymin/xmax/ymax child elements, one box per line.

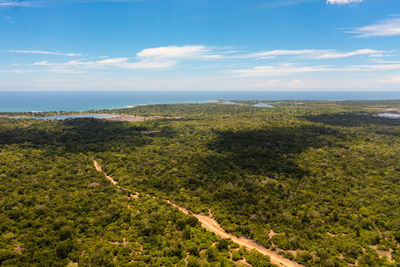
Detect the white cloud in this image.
<box><xmin>31</xmin><ymin>56</ymin><xmax>176</xmax><ymax>73</ymax></box>
<box><xmin>11</xmin><ymin>47</ymin><xmax>390</xmax><ymax>74</ymax></box>
<box><xmin>0</xmin><ymin>1</ymin><xmax>37</xmax><ymax>7</ymax></box>
<box><xmin>243</xmin><ymin>49</ymin><xmax>384</xmax><ymax>60</ymax></box>
<box><xmin>246</xmin><ymin>49</ymin><xmax>320</xmax><ymax>59</ymax></box>
<box><xmin>32</xmin><ymin>61</ymin><xmax>49</xmax><ymax>66</ymax></box>
<box><xmin>229</xmin><ymin>62</ymin><xmax>400</xmax><ymax>77</ymax></box>
<box><xmin>350</xmin><ymin>17</ymin><xmax>400</xmax><ymax>37</ymax></box>
<box><xmin>26</xmin><ymin>45</ymin><xmax>222</xmax><ymax>73</ymax></box>
<box><xmin>327</xmin><ymin>0</ymin><xmax>362</xmax><ymax>5</ymax></box>
<box><xmin>138</xmin><ymin>46</ymin><xmax>205</xmax><ymax>58</ymax></box>
<box><xmin>123</xmin><ymin>60</ymin><xmax>176</xmax><ymax>69</ymax></box>
<box><xmin>370</xmin><ymin>59</ymin><xmax>400</xmax><ymax>64</ymax></box>
<box><xmin>0</xmin><ymin>69</ymin><xmax>32</xmax><ymax>73</ymax></box>
<box><xmin>93</xmin><ymin>57</ymin><xmax>128</xmax><ymax>65</ymax></box>
<box><xmin>137</xmin><ymin>45</ymin><xmax>222</xmax><ymax>59</ymax></box>
<box><xmin>315</xmin><ymin>49</ymin><xmax>383</xmax><ymax>59</ymax></box>
<box><xmin>9</xmin><ymin>49</ymin><xmax>81</xmax><ymax>57</ymax></box>
<box><xmin>9</xmin><ymin>45</ymin><xmax>400</xmax><ymax>84</ymax></box>
<box><xmin>229</xmin><ymin>64</ymin><xmax>332</xmax><ymax>77</ymax></box>
<box><xmin>348</xmin><ymin>64</ymin><xmax>400</xmax><ymax>71</ymax></box>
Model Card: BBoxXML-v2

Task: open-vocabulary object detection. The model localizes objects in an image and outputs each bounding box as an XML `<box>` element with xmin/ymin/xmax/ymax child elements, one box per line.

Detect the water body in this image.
<box><xmin>12</xmin><ymin>114</ymin><xmax>119</xmax><ymax>120</ymax></box>
<box><xmin>220</xmin><ymin>101</ymin><xmax>240</xmax><ymax>105</ymax></box>
<box><xmin>376</xmin><ymin>113</ymin><xmax>400</xmax><ymax>119</ymax></box>
<box><xmin>1</xmin><ymin>91</ymin><xmax>400</xmax><ymax>112</ymax></box>
<box><xmin>252</xmin><ymin>103</ymin><xmax>274</xmax><ymax>108</ymax></box>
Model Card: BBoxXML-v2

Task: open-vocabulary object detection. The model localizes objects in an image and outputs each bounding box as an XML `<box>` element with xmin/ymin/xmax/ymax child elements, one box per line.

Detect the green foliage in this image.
<box><xmin>245</xmin><ymin>249</ymin><xmax>273</xmax><ymax>267</ymax></box>
<box><xmin>216</xmin><ymin>238</ymin><xmax>230</xmax><ymax>251</ymax></box>
<box><xmin>0</xmin><ymin>137</ymin><xmax>240</xmax><ymax>265</ymax></box>
<box><xmin>3</xmin><ymin>100</ymin><xmax>400</xmax><ymax>265</ymax></box>
<box><xmin>295</xmin><ymin>251</ymin><xmax>314</xmax><ymax>265</ymax></box>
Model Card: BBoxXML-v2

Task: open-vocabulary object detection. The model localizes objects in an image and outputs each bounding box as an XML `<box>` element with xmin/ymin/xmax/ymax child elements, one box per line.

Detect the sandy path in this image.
<box><xmin>93</xmin><ymin>160</ymin><xmax>139</xmax><ymax>198</ymax></box>
<box><xmin>93</xmin><ymin>160</ymin><xmax>301</xmax><ymax>267</ymax></box>
<box><xmin>192</xmin><ymin>214</ymin><xmax>300</xmax><ymax>267</ymax></box>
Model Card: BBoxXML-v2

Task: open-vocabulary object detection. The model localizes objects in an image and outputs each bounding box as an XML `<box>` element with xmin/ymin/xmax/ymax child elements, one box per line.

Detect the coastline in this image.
<box><xmin>3</xmin><ymin>113</ymin><xmax>183</xmax><ymax>122</ymax></box>
<box><xmin>2</xmin><ymin>91</ymin><xmax>400</xmax><ymax>113</ymax></box>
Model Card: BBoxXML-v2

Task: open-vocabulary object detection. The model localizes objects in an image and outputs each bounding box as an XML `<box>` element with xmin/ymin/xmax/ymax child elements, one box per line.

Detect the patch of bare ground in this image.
<box><xmin>184</xmin><ymin>252</ymin><xmax>189</xmax><ymax>265</ymax></box>
<box><xmin>14</xmin><ymin>244</ymin><xmax>23</xmax><ymax>254</ymax></box>
<box><xmin>138</xmin><ymin>130</ymin><xmax>161</xmax><ymax>134</ymax></box>
<box><xmin>107</xmin><ymin>238</ymin><xmax>130</xmax><ymax>246</ymax></box>
<box><xmin>348</xmin><ymin>259</ymin><xmax>359</xmax><ymax>266</ymax></box>
<box><xmin>370</xmin><ymin>245</ymin><xmax>394</xmax><ymax>263</ymax></box>
<box><xmin>93</xmin><ymin>159</ymin><xmax>302</xmax><ymax>267</ymax></box>
<box><xmin>237</xmin><ymin>259</ymin><xmax>252</xmax><ymax>266</ymax></box>
<box><xmin>269</xmin><ymin>229</ymin><xmax>277</xmax><ymax>239</ymax></box>
<box><xmin>210</xmin><ymin>242</ymin><xmax>218</xmax><ymax>247</ymax></box>
<box><xmin>103</xmin><ymin>114</ymin><xmax>182</xmax><ymax>122</ymax></box>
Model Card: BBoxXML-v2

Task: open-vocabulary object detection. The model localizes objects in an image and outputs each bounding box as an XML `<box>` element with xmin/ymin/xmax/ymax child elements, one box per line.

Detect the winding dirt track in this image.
<box><xmin>93</xmin><ymin>160</ymin><xmax>301</xmax><ymax>267</ymax></box>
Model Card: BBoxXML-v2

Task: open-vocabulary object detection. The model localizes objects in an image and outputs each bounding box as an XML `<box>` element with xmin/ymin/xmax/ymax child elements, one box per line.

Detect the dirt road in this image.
<box><xmin>93</xmin><ymin>160</ymin><xmax>301</xmax><ymax>267</ymax></box>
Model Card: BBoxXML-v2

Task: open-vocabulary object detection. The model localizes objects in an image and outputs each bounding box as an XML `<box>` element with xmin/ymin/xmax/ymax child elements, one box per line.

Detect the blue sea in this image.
<box><xmin>1</xmin><ymin>91</ymin><xmax>400</xmax><ymax>112</ymax></box>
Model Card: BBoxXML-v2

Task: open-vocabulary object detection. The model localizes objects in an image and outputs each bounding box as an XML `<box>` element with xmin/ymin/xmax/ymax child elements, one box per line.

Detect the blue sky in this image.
<box><xmin>0</xmin><ymin>0</ymin><xmax>400</xmax><ymax>90</ymax></box>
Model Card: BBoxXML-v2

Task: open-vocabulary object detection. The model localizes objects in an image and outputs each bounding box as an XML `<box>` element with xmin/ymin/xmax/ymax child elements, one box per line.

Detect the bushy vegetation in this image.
<box><xmin>0</xmin><ymin>123</ymin><xmax>267</xmax><ymax>266</ymax></box>
<box><xmin>2</xmin><ymin>100</ymin><xmax>400</xmax><ymax>266</ymax></box>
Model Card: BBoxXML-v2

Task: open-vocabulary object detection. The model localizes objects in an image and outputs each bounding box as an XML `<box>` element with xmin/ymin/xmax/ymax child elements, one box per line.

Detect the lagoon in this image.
<box><xmin>12</xmin><ymin>114</ymin><xmax>120</xmax><ymax>120</ymax></box>
<box><xmin>252</xmin><ymin>103</ymin><xmax>274</xmax><ymax>108</ymax></box>
<box><xmin>220</xmin><ymin>101</ymin><xmax>240</xmax><ymax>105</ymax></box>
<box><xmin>376</xmin><ymin>113</ymin><xmax>400</xmax><ymax>119</ymax></box>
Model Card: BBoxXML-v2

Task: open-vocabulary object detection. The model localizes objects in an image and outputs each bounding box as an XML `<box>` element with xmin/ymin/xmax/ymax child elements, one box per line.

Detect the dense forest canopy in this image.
<box><xmin>2</xmin><ymin>100</ymin><xmax>400</xmax><ymax>266</ymax></box>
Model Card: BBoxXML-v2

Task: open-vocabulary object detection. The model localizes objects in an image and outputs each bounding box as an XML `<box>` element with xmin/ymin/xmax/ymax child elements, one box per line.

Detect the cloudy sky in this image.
<box><xmin>0</xmin><ymin>0</ymin><xmax>399</xmax><ymax>90</ymax></box>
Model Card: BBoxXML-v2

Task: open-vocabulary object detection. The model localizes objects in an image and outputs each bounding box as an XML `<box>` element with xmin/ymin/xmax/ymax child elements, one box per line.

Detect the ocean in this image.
<box><xmin>1</xmin><ymin>91</ymin><xmax>400</xmax><ymax>112</ymax></box>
